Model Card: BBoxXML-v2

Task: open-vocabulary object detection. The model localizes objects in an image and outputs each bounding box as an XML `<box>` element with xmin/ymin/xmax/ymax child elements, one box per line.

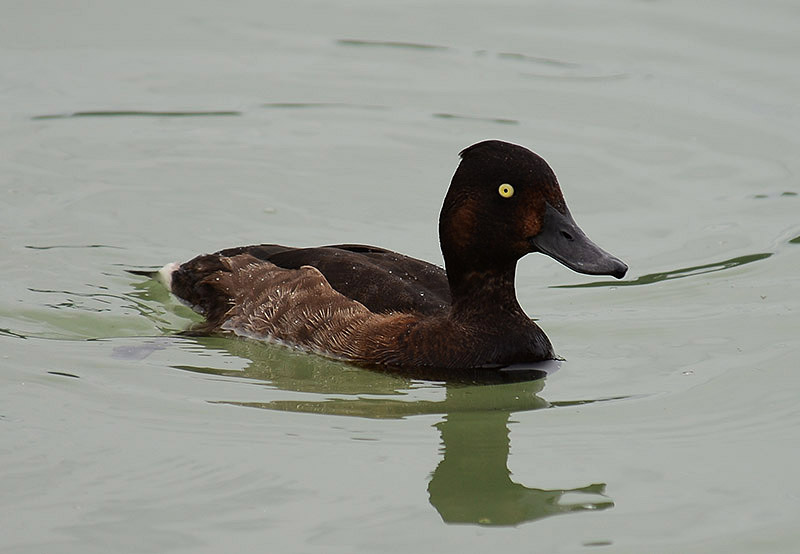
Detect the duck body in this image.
<box><xmin>168</xmin><ymin>243</ymin><xmax>552</xmax><ymax>368</ymax></box>
<box><xmin>156</xmin><ymin>140</ymin><xmax>628</xmax><ymax>370</ymax></box>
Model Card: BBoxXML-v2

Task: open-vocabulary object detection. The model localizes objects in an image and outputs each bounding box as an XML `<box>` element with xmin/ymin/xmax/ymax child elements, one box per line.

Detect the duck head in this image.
<box><xmin>439</xmin><ymin>140</ymin><xmax>628</xmax><ymax>283</ymax></box>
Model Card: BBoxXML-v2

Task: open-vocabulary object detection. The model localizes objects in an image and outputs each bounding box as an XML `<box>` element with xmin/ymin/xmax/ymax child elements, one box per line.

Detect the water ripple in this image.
<box><xmin>433</xmin><ymin>113</ymin><xmax>518</xmax><ymax>125</ymax></box>
<box><xmin>25</xmin><ymin>244</ymin><xmax>122</xmax><ymax>250</ymax></box>
<box><xmin>32</xmin><ymin>110</ymin><xmax>241</xmax><ymax>120</ymax></box>
<box><xmin>496</xmin><ymin>51</ymin><xmax>580</xmax><ymax>68</ymax></box>
<box><xmin>337</xmin><ymin>39</ymin><xmax>448</xmax><ymax>51</ymax></box>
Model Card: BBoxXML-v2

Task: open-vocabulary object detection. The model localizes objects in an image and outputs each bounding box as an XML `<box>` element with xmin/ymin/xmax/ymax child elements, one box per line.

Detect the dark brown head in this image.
<box><xmin>439</xmin><ymin>140</ymin><xmax>627</xmax><ymax>287</ymax></box>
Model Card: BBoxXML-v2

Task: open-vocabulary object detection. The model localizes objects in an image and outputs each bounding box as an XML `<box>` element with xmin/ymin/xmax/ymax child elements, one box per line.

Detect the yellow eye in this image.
<box><xmin>498</xmin><ymin>183</ymin><xmax>514</xmax><ymax>198</ymax></box>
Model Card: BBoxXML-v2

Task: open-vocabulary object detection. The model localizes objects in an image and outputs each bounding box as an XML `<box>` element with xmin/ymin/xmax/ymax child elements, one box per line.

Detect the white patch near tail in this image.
<box><xmin>157</xmin><ymin>262</ymin><xmax>180</xmax><ymax>291</ymax></box>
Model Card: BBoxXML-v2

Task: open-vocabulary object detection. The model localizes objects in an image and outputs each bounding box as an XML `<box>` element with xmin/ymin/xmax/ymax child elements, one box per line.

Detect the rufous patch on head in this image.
<box><xmin>520</xmin><ymin>199</ymin><xmax>545</xmax><ymax>238</ymax></box>
<box><xmin>447</xmin><ymin>197</ymin><xmax>479</xmax><ymax>251</ymax></box>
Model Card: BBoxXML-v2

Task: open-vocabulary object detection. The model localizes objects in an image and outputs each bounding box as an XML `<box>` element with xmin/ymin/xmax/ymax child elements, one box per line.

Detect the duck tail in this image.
<box><xmin>127</xmin><ymin>263</ymin><xmax>182</xmax><ymax>290</ymax></box>
<box><xmin>167</xmin><ymin>255</ymin><xmax>238</xmax><ymax>327</ymax></box>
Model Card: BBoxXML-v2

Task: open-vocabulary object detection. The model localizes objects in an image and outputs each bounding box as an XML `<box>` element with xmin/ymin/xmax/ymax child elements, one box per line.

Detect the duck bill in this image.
<box><xmin>529</xmin><ymin>203</ymin><xmax>628</xmax><ymax>279</ymax></box>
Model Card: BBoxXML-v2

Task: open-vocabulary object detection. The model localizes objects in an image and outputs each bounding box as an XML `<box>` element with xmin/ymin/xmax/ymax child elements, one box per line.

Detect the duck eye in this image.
<box><xmin>498</xmin><ymin>183</ymin><xmax>514</xmax><ymax>198</ymax></box>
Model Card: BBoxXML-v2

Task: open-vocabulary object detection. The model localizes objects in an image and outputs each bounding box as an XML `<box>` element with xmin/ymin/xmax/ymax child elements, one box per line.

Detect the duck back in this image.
<box><xmin>215</xmin><ymin>244</ymin><xmax>451</xmax><ymax>315</ymax></box>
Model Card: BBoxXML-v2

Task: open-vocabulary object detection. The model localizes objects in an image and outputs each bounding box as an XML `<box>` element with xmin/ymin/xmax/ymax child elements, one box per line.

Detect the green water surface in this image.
<box><xmin>1</xmin><ymin>1</ymin><xmax>799</xmax><ymax>553</ymax></box>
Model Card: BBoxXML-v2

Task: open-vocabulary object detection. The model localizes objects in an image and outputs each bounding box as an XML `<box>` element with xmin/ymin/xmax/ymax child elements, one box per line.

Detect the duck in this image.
<box><xmin>145</xmin><ymin>140</ymin><xmax>627</xmax><ymax>370</ymax></box>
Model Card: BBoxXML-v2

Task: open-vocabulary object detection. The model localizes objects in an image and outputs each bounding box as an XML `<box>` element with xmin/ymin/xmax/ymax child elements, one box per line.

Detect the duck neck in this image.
<box><xmin>446</xmin><ymin>261</ymin><xmax>526</xmax><ymax>321</ymax></box>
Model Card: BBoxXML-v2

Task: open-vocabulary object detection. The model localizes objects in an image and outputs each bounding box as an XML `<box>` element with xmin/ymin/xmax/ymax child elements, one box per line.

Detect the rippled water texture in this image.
<box><xmin>1</xmin><ymin>1</ymin><xmax>799</xmax><ymax>553</ymax></box>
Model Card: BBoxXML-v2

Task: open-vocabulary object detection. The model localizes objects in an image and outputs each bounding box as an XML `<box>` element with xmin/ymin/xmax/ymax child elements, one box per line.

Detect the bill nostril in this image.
<box><xmin>560</xmin><ymin>230</ymin><xmax>574</xmax><ymax>241</ymax></box>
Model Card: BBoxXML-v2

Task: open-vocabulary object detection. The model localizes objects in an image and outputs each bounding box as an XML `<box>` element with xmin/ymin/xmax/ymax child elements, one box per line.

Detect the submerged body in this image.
<box><xmin>154</xmin><ymin>140</ymin><xmax>627</xmax><ymax>370</ymax></box>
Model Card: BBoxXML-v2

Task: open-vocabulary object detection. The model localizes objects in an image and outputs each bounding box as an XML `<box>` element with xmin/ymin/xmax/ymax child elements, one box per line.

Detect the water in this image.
<box><xmin>2</xmin><ymin>1</ymin><xmax>799</xmax><ymax>552</ymax></box>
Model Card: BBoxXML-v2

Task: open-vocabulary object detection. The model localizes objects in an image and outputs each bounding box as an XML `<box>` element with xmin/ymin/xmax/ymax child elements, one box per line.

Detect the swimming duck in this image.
<box><xmin>150</xmin><ymin>140</ymin><xmax>627</xmax><ymax>370</ymax></box>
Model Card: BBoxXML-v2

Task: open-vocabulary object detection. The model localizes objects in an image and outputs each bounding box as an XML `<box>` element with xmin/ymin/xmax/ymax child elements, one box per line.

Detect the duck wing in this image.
<box><xmin>214</xmin><ymin>244</ymin><xmax>452</xmax><ymax>316</ymax></box>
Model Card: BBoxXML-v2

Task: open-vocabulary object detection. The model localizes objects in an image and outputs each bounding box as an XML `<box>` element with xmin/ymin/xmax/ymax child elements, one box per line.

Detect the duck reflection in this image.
<box><xmin>430</xmin><ymin>406</ymin><xmax>613</xmax><ymax>525</ymax></box>
<box><xmin>122</xmin><ymin>334</ymin><xmax>615</xmax><ymax>526</ymax></box>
